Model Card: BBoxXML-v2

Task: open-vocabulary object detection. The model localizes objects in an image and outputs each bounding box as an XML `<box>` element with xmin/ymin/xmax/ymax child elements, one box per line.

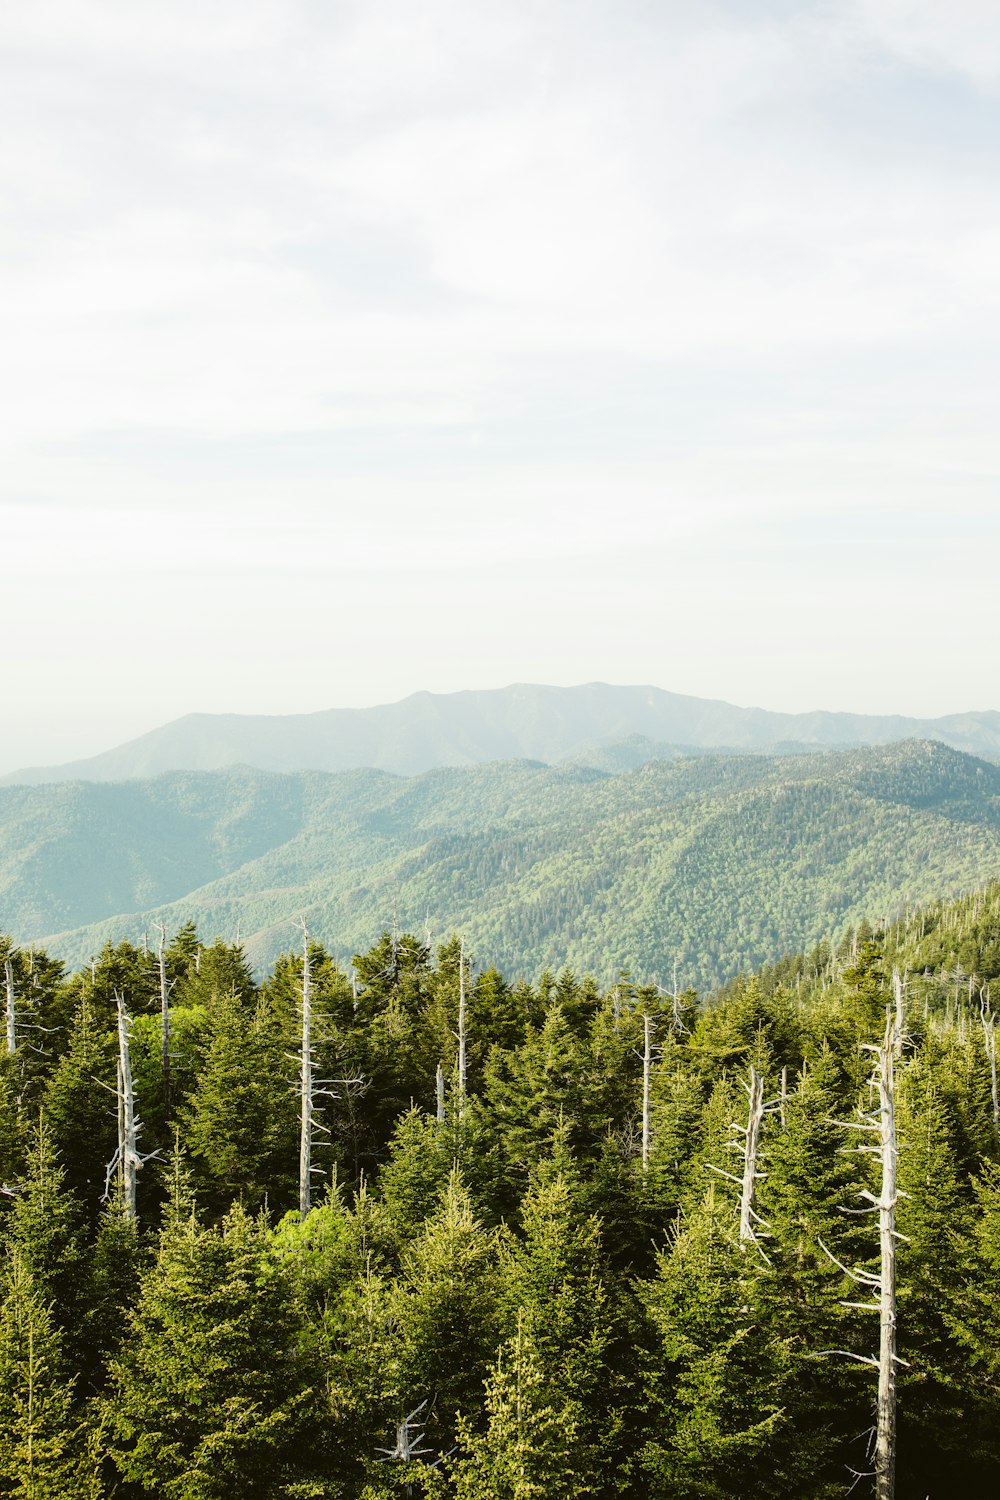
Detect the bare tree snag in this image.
<box><xmin>670</xmin><ymin>959</ymin><xmax>690</xmax><ymax>1034</ymax></box>
<box><xmin>738</xmin><ymin>1068</ymin><xmax>770</xmax><ymax>1251</ymax></box>
<box><xmin>817</xmin><ymin>1014</ymin><xmax>904</xmax><ymax>1500</ymax></box>
<box><xmin>980</xmin><ymin>989</ymin><xmax>999</xmax><ymax>1139</ymax></box>
<box><xmin>156</xmin><ymin>922</ymin><xmax>171</xmax><ymax>1114</ymax></box>
<box><xmin>436</xmin><ymin>1062</ymin><xmax>446</xmax><ymax>1124</ymax></box>
<box><xmin>297</xmin><ymin>918</ymin><xmax>313</xmax><ymax>1220</ymax></box>
<box><xmin>641</xmin><ymin>1009</ymin><xmax>654</xmax><ymax>1173</ymax></box>
<box><xmin>892</xmin><ymin>970</ymin><xmax>905</xmax><ymax>1058</ymax></box>
<box><xmin>874</xmin><ymin>1016</ymin><xmax>899</xmax><ymax>1500</ymax></box>
<box><xmin>706</xmin><ymin>1067</ymin><xmax>778</xmax><ymax>1259</ymax></box>
<box><xmin>457</xmin><ymin>937</ymin><xmax>468</xmax><ymax>1121</ymax></box>
<box><xmin>112</xmin><ymin>991</ymin><xmax>140</xmax><ymax>1220</ymax></box>
<box><xmin>4</xmin><ymin>957</ymin><xmax>14</xmax><ymax>1057</ymax></box>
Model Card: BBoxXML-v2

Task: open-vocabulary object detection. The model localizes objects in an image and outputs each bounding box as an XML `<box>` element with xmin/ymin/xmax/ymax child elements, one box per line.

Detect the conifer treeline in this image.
<box><xmin>3</xmin><ymin>889</ymin><xmax>1000</xmax><ymax>1497</ymax></box>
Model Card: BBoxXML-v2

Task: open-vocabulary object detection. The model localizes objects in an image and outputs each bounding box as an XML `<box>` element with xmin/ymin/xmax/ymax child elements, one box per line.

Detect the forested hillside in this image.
<box><xmin>7</xmin><ymin>739</ymin><xmax>1000</xmax><ymax>987</ymax></box>
<box><xmin>2</xmin><ymin>884</ymin><xmax>1000</xmax><ymax>1496</ymax></box>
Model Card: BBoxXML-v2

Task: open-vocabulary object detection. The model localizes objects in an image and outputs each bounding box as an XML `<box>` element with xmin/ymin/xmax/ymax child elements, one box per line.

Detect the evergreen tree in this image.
<box><xmin>639</xmin><ymin>1193</ymin><xmax>829</xmax><ymax>1500</ymax></box>
<box><xmin>0</xmin><ymin>1247</ymin><xmax>79</xmax><ymax>1499</ymax></box>
<box><xmin>496</xmin><ymin>1146</ymin><xmax>619</xmax><ymax>1494</ymax></box>
<box><xmin>2</xmin><ymin>1120</ymin><xmax>87</xmax><ymax>1364</ymax></box>
<box><xmin>392</xmin><ymin>1170</ymin><xmax>499</xmax><ymax>1454</ymax></box>
<box><xmin>450</xmin><ymin>1315</ymin><xmax>589</xmax><ymax>1500</ymax></box>
<box><xmin>41</xmin><ymin>1001</ymin><xmax>117</xmax><ymax>1218</ymax></box>
<box><xmin>182</xmin><ymin>991</ymin><xmax>297</xmax><ymax>1214</ymax></box>
<box><xmin>107</xmin><ymin>1198</ymin><xmax>313</xmax><ymax>1498</ymax></box>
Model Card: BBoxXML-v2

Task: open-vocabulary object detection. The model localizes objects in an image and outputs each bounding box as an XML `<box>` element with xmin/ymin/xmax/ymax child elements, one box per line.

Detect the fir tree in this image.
<box><xmin>107</xmin><ymin>1197</ymin><xmax>313</xmax><ymax>1498</ymax></box>
<box><xmin>0</xmin><ymin>1247</ymin><xmax>80</xmax><ymax>1499</ymax></box>
<box><xmin>450</xmin><ymin>1314</ymin><xmax>589</xmax><ymax>1500</ymax></box>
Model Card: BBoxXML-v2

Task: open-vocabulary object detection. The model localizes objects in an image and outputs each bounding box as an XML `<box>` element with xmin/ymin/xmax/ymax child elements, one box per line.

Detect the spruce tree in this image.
<box><xmin>41</xmin><ymin>1001</ymin><xmax>117</xmax><ymax>1218</ymax></box>
<box><xmin>0</xmin><ymin>1246</ymin><xmax>80</xmax><ymax>1499</ymax></box>
<box><xmin>450</xmin><ymin>1315</ymin><xmax>588</xmax><ymax>1500</ymax></box>
<box><xmin>107</xmin><ymin>1196</ymin><xmax>312</xmax><ymax>1498</ymax></box>
<box><xmin>182</xmin><ymin>991</ymin><xmax>297</xmax><ymax>1214</ymax></box>
<box><xmin>392</xmin><ymin>1170</ymin><xmax>499</xmax><ymax>1456</ymax></box>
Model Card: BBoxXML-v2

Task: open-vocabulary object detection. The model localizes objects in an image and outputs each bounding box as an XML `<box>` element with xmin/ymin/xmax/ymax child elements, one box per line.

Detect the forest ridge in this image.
<box><xmin>6</xmin><ymin>681</ymin><xmax>1000</xmax><ymax>785</ymax></box>
<box><xmin>5</xmin><ymin>739</ymin><xmax>1000</xmax><ymax>986</ymax></box>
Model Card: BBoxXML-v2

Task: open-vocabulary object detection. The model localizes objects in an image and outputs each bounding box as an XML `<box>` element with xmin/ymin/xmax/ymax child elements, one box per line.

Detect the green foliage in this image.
<box><xmin>107</xmin><ymin>1202</ymin><xmax>313</xmax><ymax>1499</ymax></box>
<box><xmin>0</xmin><ymin>1247</ymin><xmax>80</xmax><ymax>1499</ymax></box>
<box><xmin>13</xmin><ymin>741</ymin><xmax>1000</xmax><ymax>989</ymax></box>
<box><xmin>3</xmin><ymin>875</ymin><xmax>1000</xmax><ymax>1492</ymax></box>
<box><xmin>181</xmin><ymin>992</ymin><xmax>296</xmax><ymax>1213</ymax></box>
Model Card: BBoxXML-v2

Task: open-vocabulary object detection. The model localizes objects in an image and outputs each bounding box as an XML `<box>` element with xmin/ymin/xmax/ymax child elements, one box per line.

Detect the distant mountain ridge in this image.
<box><xmin>4</xmin><ymin>683</ymin><xmax>1000</xmax><ymax>785</ymax></box>
<box><xmin>6</xmin><ymin>739</ymin><xmax>1000</xmax><ymax>986</ymax></box>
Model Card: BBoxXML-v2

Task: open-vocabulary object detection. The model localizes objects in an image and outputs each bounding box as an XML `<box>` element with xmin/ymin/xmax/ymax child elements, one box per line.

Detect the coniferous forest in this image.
<box><xmin>3</xmin><ymin>886</ymin><xmax>1000</xmax><ymax>1498</ymax></box>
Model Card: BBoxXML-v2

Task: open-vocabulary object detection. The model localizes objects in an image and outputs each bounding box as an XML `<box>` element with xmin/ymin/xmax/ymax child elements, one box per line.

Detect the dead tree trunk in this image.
<box><xmin>706</xmin><ymin>1066</ymin><xmax>777</xmax><ymax>1258</ymax></box>
<box><xmin>298</xmin><ymin>919</ymin><xmax>313</xmax><ymax>1220</ymax></box>
<box><xmin>115</xmin><ymin>991</ymin><xmax>139</xmax><ymax>1220</ymax></box>
<box><xmin>980</xmin><ymin>990</ymin><xmax>999</xmax><ymax>1139</ymax></box>
<box><xmin>4</xmin><ymin>957</ymin><xmax>14</xmax><ymax>1057</ymax></box>
<box><xmin>435</xmin><ymin>1062</ymin><xmax>446</xmax><ymax>1124</ymax></box>
<box><xmin>156</xmin><ymin>922</ymin><xmax>171</xmax><ymax>1114</ymax></box>
<box><xmin>739</xmin><ymin>1067</ymin><xmax>768</xmax><ymax>1250</ymax></box>
<box><xmin>892</xmin><ymin>970</ymin><xmax>905</xmax><ymax>1057</ymax></box>
<box><xmin>874</xmin><ymin>1017</ymin><xmax>898</xmax><ymax>1500</ymax></box>
<box><xmin>457</xmin><ymin>938</ymin><xmax>468</xmax><ymax>1121</ymax></box>
<box><xmin>817</xmin><ymin>1014</ymin><xmax>902</xmax><ymax>1500</ymax></box>
<box><xmin>641</xmin><ymin>1009</ymin><xmax>654</xmax><ymax>1173</ymax></box>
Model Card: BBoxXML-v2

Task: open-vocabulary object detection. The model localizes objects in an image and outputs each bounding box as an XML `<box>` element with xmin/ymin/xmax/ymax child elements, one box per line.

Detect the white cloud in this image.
<box><xmin>0</xmin><ymin>1</ymin><xmax>998</xmax><ymax>764</ymax></box>
<box><xmin>848</xmin><ymin>0</ymin><xmax>1000</xmax><ymax>86</ymax></box>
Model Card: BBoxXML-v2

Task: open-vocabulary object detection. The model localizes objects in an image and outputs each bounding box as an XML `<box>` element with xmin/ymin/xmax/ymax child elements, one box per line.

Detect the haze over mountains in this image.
<box><xmin>5</xmin><ymin>740</ymin><xmax>1000</xmax><ymax>987</ymax></box>
<box><xmin>5</xmin><ymin>683</ymin><xmax>1000</xmax><ymax>785</ymax></box>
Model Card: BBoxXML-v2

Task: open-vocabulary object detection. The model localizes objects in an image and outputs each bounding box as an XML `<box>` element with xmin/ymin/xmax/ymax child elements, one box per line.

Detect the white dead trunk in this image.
<box><xmin>115</xmin><ymin>992</ymin><xmax>138</xmax><ymax>1220</ymax></box>
<box><xmin>457</xmin><ymin>937</ymin><xmax>468</xmax><ymax>1120</ymax></box>
<box><xmin>4</xmin><ymin>958</ymin><xmax>14</xmax><ymax>1057</ymax></box>
<box><xmin>817</xmin><ymin>1015</ymin><xmax>901</xmax><ymax>1500</ymax></box>
<box><xmin>892</xmin><ymin>970</ymin><xmax>905</xmax><ymax>1057</ymax></box>
<box><xmin>980</xmin><ymin>991</ymin><xmax>999</xmax><ymax>1138</ymax></box>
<box><xmin>298</xmin><ymin>919</ymin><xmax>313</xmax><ymax>1220</ymax></box>
<box><xmin>705</xmin><ymin>1067</ymin><xmax>777</xmax><ymax>1258</ymax></box>
<box><xmin>739</xmin><ymin>1068</ymin><xmax>767</xmax><ymax>1249</ymax></box>
<box><xmin>435</xmin><ymin>1062</ymin><xmax>446</xmax><ymax>1124</ymax></box>
<box><xmin>641</xmin><ymin>1009</ymin><xmax>654</xmax><ymax>1172</ymax></box>
<box><xmin>875</xmin><ymin>1016</ymin><xmax>898</xmax><ymax>1500</ymax></box>
<box><xmin>156</xmin><ymin>923</ymin><xmax>171</xmax><ymax>1113</ymax></box>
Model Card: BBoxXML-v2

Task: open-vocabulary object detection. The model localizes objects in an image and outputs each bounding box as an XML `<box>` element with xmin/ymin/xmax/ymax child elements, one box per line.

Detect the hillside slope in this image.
<box><xmin>6</xmin><ymin>740</ymin><xmax>1000</xmax><ymax>986</ymax></box>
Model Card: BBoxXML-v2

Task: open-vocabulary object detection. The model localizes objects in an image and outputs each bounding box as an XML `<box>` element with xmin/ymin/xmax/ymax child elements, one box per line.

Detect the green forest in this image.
<box><xmin>3</xmin><ymin>883</ymin><xmax>1000</xmax><ymax>1498</ymax></box>
<box><xmin>8</xmin><ymin>738</ymin><xmax>1000</xmax><ymax>988</ymax></box>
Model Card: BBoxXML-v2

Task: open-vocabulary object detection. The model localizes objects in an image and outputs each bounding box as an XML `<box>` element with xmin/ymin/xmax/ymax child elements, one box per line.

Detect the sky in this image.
<box><xmin>1</xmin><ymin>0</ymin><xmax>999</xmax><ymax>771</ymax></box>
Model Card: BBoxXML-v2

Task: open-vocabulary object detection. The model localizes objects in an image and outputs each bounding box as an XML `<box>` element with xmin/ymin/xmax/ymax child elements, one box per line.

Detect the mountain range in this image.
<box><xmin>5</xmin><ymin>682</ymin><xmax>1000</xmax><ymax>785</ymax></box>
<box><xmin>5</xmin><ymin>739</ymin><xmax>1000</xmax><ymax>987</ymax></box>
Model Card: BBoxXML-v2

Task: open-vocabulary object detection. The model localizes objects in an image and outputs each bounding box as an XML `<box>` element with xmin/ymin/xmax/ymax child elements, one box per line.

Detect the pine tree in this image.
<box><xmin>496</xmin><ymin>1147</ymin><xmax>619</xmax><ymax>1493</ymax></box>
<box><xmin>0</xmin><ymin>1247</ymin><xmax>80</xmax><ymax>1499</ymax></box>
<box><xmin>41</xmin><ymin>1000</ymin><xmax>117</xmax><ymax>1218</ymax></box>
<box><xmin>392</xmin><ymin>1170</ymin><xmax>499</xmax><ymax>1455</ymax></box>
<box><xmin>894</xmin><ymin>1054</ymin><xmax>980</xmax><ymax>1493</ymax></box>
<box><xmin>2</xmin><ymin>1119</ymin><xmax>87</xmax><ymax>1365</ymax></box>
<box><xmin>106</xmin><ymin>1198</ymin><xmax>313</xmax><ymax>1498</ymax></box>
<box><xmin>639</xmin><ymin>1192</ymin><xmax>827</xmax><ymax>1499</ymax></box>
<box><xmin>182</xmin><ymin>991</ymin><xmax>297</xmax><ymax>1214</ymax></box>
<box><xmin>450</xmin><ymin>1314</ymin><xmax>589</xmax><ymax>1500</ymax></box>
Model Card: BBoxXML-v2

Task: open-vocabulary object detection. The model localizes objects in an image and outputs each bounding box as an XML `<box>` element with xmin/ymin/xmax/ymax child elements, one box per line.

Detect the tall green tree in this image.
<box><xmin>0</xmin><ymin>1247</ymin><xmax>80</xmax><ymax>1500</ymax></box>
<box><xmin>107</xmin><ymin>1194</ymin><xmax>313</xmax><ymax>1499</ymax></box>
<box><xmin>182</xmin><ymin>991</ymin><xmax>297</xmax><ymax>1214</ymax></box>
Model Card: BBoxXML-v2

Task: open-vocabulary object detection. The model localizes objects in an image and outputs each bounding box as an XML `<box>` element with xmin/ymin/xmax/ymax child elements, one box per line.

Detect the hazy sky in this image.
<box><xmin>2</xmin><ymin>0</ymin><xmax>999</xmax><ymax>770</ymax></box>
